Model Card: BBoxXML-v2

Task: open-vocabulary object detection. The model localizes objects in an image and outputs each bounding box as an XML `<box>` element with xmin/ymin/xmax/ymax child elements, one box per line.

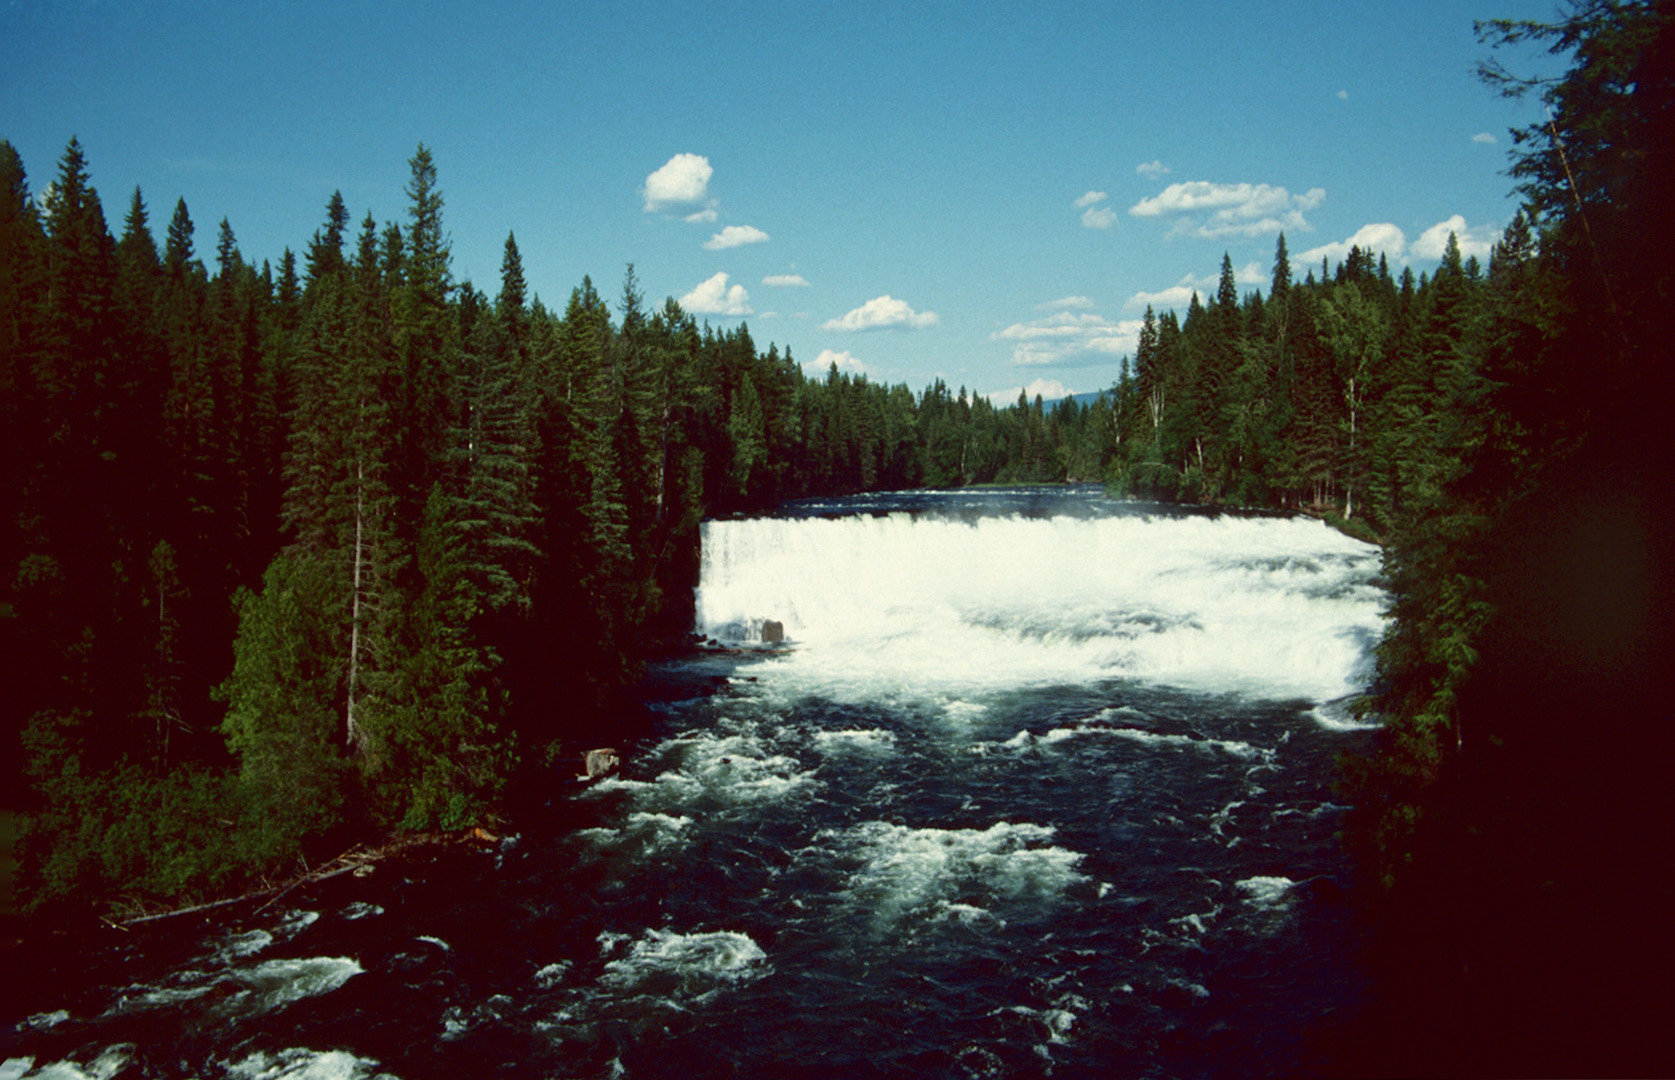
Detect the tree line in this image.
<box><xmin>0</xmin><ymin>122</ymin><xmax>1533</xmax><ymax>913</ymax></box>
<box><xmin>0</xmin><ymin>137</ymin><xmax>1181</xmax><ymax>912</ymax></box>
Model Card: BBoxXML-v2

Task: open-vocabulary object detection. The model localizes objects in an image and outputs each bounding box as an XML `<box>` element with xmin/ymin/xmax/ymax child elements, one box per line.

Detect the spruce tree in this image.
<box><xmin>303</xmin><ymin>190</ymin><xmax>350</xmax><ymax>287</ymax></box>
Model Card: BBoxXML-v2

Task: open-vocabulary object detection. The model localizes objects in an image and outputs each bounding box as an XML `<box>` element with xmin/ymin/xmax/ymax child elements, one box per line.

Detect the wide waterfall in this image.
<box><xmin>697</xmin><ymin>499</ymin><xmax>1385</xmax><ymax>703</ymax></box>
<box><xmin>6</xmin><ymin>487</ymin><xmax>1390</xmax><ymax>1079</ymax></box>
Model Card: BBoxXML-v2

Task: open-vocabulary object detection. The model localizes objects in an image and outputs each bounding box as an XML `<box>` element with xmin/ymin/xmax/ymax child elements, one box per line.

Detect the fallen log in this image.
<box><xmin>116</xmin><ymin>832</ymin><xmax>482</xmax><ymax>928</ymax></box>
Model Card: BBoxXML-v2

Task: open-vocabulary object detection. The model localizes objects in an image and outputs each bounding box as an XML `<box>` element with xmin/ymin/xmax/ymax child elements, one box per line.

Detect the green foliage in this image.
<box><xmin>215</xmin><ymin>555</ymin><xmax>348</xmax><ymax>862</ymax></box>
<box><xmin>21</xmin><ymin>708</ymin><xmax>265</xmax><ymax>912</ymax></box>
<box><xmin>357</xmin><ymin>486</ymin><xmax>513</xmax><ymax>831</ymax></box>
<box><xmin>727</xmin><ymin>372</ymin><xmax>768</xmax><ymax>497</ymax></box>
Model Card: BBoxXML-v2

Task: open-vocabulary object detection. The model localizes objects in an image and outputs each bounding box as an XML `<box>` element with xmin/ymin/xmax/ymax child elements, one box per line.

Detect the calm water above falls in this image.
<box><xmin>5</xmin><ymin>487</ymin><xmax>1389</xmax><ymax>1079</ymax></box>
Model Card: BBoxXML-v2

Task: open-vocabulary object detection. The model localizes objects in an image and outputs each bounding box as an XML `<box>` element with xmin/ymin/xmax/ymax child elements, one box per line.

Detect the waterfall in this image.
<box><xmin>696</xmin><ymin>507</ymin><xmax>1386</xmax><ymax>703</ymax></box>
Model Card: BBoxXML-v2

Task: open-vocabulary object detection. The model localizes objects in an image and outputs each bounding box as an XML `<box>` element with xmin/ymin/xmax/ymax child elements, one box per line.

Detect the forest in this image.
<box><xmin>4</xmin><ymin>1</ymin><xmax>1670</xmax><ymax>1070</ymax></box>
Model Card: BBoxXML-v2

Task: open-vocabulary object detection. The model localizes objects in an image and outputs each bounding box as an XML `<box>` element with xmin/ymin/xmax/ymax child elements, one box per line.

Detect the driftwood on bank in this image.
<box><xmin>116</xmin><ymin>830</ymin><xmax>495</xmax><ymax>928</ymax></box>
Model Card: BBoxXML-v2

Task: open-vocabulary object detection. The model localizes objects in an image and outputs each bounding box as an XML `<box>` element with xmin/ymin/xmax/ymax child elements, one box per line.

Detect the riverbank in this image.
<box><xmin>0</xmin><ymin>829</ymin><xmax>492</xmax><ymax>964</ymax></box>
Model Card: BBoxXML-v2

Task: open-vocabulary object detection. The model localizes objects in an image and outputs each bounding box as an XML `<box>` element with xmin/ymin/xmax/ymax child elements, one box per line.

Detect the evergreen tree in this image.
<box><xmin>392</xmin><ymin>144</ymin><xmax>453</xmax><ymax>519</ymax></box>
<box><xmin>448</xmin><ymin>286</ymin><xmax>542</xmax><ymax>616</ymax></box>
<box><xmin>497</xmin><ymin>230</ymin><xmax>528</xmax><ymax>356</ymax></box>
<box><xmin>303</xmin><ymin>190</ymin><xmax>350</xmax><ymax>287</ymax></box>
<box><xmin>216</xmin><ymin>554</ymin><xmax>348</xmax><ymax>861</ymax></box>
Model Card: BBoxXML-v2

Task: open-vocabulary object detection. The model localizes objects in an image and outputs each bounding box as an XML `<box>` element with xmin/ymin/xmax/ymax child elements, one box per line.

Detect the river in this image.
<box><xmin>4</xmin><ymin>486</ymin><xmax>1389</xmax><ymax>1078</ymax></box>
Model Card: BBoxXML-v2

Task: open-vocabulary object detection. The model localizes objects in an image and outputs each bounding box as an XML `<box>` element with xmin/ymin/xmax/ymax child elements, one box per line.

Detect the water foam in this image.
<box><xmin>994</xmin><ymin>719</ymin><xmax>1273</xmax><ymax>765</ymax></box>
<box><xmin>1237</xmin><ymin>876</ymin><xmax>1297</xmax><ymax>908</ymax></box>
<box><xmin>598</xmin><ymin>929</ymin><xmax>769</xmax><ymax>1001</ymax></box>
<box><xmin>586</xmin><ymin>728</ymin><xmax>818</xmax><ymax>813</ymax></box>
<box><xmin>698</xmin><ymin>510</ymin><xmax>1385</xmax><ymax>702</ymax></box>
<box><xmin>826</xmin><ymin>820</ymin><xmax>1086</xmax><ymax>927</ymax></box>
<box><xmin>1307</xmin><ymin>700</ymin><xmax>1382</xmax><ymax>731</ymax></box>
<box><xmin>812</xmin><ymin>728</ymin><xmax>897</xmax><ymax>754</ymax></box>
<box><xmin>534</xmin><ymin>961</ymin><xmax>573</xmax><ymax>989</ymax></box>
<box><xmin>222</xmin><ymin>957</ymin><xmax>363</xmax><ymax>1019</ymax></box>
<box><xmin>223</xmin><ymin>1047</ymin><xmax>392</xmax><ymax>1079</ymax></box>
<box><xmin>3</xmin><ymin>1044</ymin><xmax>134</xmax><ymax>1080</ymax></box>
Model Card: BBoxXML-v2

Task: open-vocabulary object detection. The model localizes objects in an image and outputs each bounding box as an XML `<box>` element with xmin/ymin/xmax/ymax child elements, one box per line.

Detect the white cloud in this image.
<box><xmin>807</xmin><ymin>349</ymin><xmax>869</xmax><ymax>377</ymax></box>
<box><xmin>991</xmin><ymin>310</ymin><xmax>1141</xmax><ymax>366</ymax></box>
<box><xmin>1038</xmin><ymin>296</ymin><xmax>1093</xmax><ymax>311</ymax></box>
<box><xmin>1136</xmin><ymin>160</ymin><xmax>1170</xmax><ymax>180</ymax></box>
<box><xmin>985</xmin><ymin>378</ymin><xmax>1072</xmax><ymax>406</ymax></box>
<box><xmin>643</xmin><ymin>153</ymin><xmax>717</xmax><ymax>217</ymax></box>
<box><xmin>1299</xmin><ymin>222</ymin><xmax>1409</xmax><ymax>268</ymax></box>
<box><xmin>1337</xmin><ymin>89</ymin><xmax>1349</xmax><ymax>100</ymax></box>
<box><xmin>704</xmin><ymin>224</ymin><xmax>769</xmax><ymax>250</ymax></box>
<box><xmin>1413</xmin><ymin>215</ymin><xmax>1498</xmax><ymax>262</ymax></box>
<box><xmin>1123</xmin><ymin>260</ymin><xmax>1267</xmax><ymax>312</ymax></box>
<box><xmin>1473</xmin><ymin>131</ymin><xmax>1499</xmax><ymax>144</ymax></box>
<box><xmin>1082</xmin><ymin>205</ymin><xmax>1119</xmax><ymax>229</ymax></box>
<box><xmin>762</xmin><ymin>273</ymin><xmax>810</xmax><ymax>287</ymax></box>
<box><xmin>680</xmin><ymin>272</ymin><xmax>753</xmax><ymax>316</ymax></box>
<box><xmin>1126</xmin><ymin>272</ymin><xmax>1215</xmax><ymax>312</ymax></box>
<box><xmin>1129</xmin><ymin>181</ymin><xmax>1325</xmax><ymax>238</ymax></box>
<box><xmin>822</xmin><ymin>295</ymin><xmax>939</xmax><ymax>332</ymax></box>
<box><xmin>1074</xmin><ymin>191</ymin><xmax>1117</xmax><ymax>229</ymax></box>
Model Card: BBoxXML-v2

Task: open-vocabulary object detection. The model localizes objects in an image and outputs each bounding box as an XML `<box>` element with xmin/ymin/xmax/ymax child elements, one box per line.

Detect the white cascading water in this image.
<box><xmin>696</xmin><ymin>511</ymin><xmax>1387</xmax><ymax>703</ymax></box>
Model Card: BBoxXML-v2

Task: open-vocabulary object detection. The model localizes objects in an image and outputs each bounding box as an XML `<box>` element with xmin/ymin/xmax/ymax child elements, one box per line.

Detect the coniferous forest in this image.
<box><xmin>4</xmin><ymin>3</ymin><xmax>1671</xmax><ymax>1071</ymax></box>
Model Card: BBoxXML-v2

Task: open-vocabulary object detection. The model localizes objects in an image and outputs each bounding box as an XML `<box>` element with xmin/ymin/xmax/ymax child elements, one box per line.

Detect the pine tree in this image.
<box><xmin>303</xmin><ymin>190</ymin><xmax>350</xmax><ymax>288</ymax></box>
<box><xmin>392</xmin><ymin>145</ymin><xmax>453</xmax><ymax>514</ymax></box>
<box><xmin>448</xmin><ymin>286</ymin><xmax>542</xmax><ymax>616</ymax></box>
<box><xmin>2</xmin><ymin>142</ymin><xmax>56</xmax><ymax>739</ymax></box>
<box><xmin>496</xmin><ymin>231</ymin><xmax>528</xmax><ymax>358</ymax></box>
<box><xmin>727</xmin><ymin>372</ymin><xmax>768</xmax><ymax>497</ymax></box>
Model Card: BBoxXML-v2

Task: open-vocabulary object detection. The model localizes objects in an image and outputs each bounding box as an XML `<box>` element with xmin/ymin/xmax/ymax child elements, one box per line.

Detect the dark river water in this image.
<box><xmin>5</xmin><ymin>486</ymin><xmax>1389</xmax><ymax>1078</ymax></box>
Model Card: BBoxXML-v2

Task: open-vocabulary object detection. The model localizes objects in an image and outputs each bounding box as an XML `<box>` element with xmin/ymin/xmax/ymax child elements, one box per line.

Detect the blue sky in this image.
<box><xmin>3</xmin><ymin>0</ymin><xmax>1564</xmax><ymax>401</ymax></box>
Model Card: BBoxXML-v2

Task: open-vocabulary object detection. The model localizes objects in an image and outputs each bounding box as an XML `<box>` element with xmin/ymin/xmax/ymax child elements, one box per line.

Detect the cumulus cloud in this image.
<box><xmin>990</xmin><ymin>310</ymin><xmax>1141</xmax><ymax>366</ymax></box>
<box><xmin>1129</xmin><ymin>181</ymin><xmax>1325</xmax><ymax>238</ymax></box>
<box><xmin>762</xmin><ymin>273</ymin><xmax>810</xmax><ymax>287</ymax></box>
<box><xmin>1136</xmin><ymin>160</ymin><xmax>1170</xmax><ymax>180</ymax></box>
<box><xmin>1126</xmin><ymin>272</ymin><xmax>1215</xmax><ymax>312</ymax></box>
<box><xmin>985</xmin><ymin>378</ymin><xmax>1072</xmax><ymax>406</ymax></box>
<box><xmin>1299</xmin><ymin>222</ymin><xmax>1409</xmax><ymax>267</ymax></box>
<box><xmin>822</xmin><ymin>295</ymin><xmax>939</xmax><ymax>332</ymax></box>
<box><xmin>1082</xmin><ymin>205</ymin><xmax>1118</xmax><ymax>229</ymax></box>
<box><xmin>1121</xmin><ymin>261</ymin><xmax>1263</xmax><ymax>312</ymax></box>
<box><xmin>1413</xmin><ymin>215</ymin><xmax>1498</xmax><ymax>262</ymax></box>
<box><xmin>1337</xmin><ymin>89</ymin><xmax>1349</xmax><ymax>100</ymax></box>
<box><xmin>807</xmin><ymin>349</ymin><xmax>869</xmax><ymax>377</ymax></box>
<box><xmin>704</xmin><ymin>224</ymin><xmax>769</xmax><ymax>250</ymax></box>
<box><xmin>680</xmin><ymin>272</ymin><xmax>752</xmax><ymax>316</ymax></box>
<box><xmin>1074</xmin><ymin>191</ymin><xmax>1117</xmax><ymax>229</ymax></box>
<box><xmin>643</xmin><ymin>153</ymin><xmax>718</xmax><ymax>219</ymax></box>
<box><xmin>1473</xmin><ymin>131</ymin><xmax>1499</xmax><ymax>144</ymax></box>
